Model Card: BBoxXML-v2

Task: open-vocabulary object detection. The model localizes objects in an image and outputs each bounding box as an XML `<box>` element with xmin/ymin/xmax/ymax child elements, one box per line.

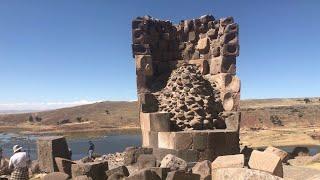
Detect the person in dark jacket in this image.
<box><xmin>88</xmin><ymin>141</ymin><xmax>95</xmax><ymax>159</ymax></box>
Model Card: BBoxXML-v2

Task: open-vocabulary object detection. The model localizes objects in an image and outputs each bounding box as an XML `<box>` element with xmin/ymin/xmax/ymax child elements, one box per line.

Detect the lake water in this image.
<box><xmin>0</xmin><ymin>133</ymin><xmax>141</xmax><ymax>160</ymax></box>
<box><xmin>1</xmin><ymin>132</ymin><xmax>319</xmax><ymax>160</ymax></box>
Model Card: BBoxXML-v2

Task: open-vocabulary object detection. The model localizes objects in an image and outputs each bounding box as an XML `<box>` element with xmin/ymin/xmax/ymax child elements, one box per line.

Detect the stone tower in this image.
<box><xmin>132</xmin><ymin>14</ymin><xmax>241</xmax><ymax>161</ymax></box>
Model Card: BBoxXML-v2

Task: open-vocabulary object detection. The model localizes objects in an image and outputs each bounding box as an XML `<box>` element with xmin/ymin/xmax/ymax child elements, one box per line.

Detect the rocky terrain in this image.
<box><xmin>156</xmin><ymin>64</ymin><xmax>223</xmax><ymax>130</ymax></box>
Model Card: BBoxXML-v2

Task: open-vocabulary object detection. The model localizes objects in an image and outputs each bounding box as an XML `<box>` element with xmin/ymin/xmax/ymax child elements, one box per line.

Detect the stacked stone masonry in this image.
<box><xmin>132</xmin><ymin>14</ymin><xmax>241</xmax><ymax>162</ymax></box>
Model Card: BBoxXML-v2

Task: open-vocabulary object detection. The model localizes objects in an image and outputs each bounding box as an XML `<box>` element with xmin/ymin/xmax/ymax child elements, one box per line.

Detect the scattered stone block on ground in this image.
<box><xmin>248</xmin><ymin>150</ymin><xmax>283</xmax><ymax>177</ymax></box>
<box><xmin>71</xmin><ymin>161</ymin><xmax>108</xmax><ymax>180</ymax></box>
<box><xmin>106</xmin><ymin>165</ymin><xmax>129</xmax><ymax>179</ymax></box>
<box><xmin>124</xmin><ymin>147</ymin><xmax>153</xmax><ymax>165</ymax></box>
<box><xmin>55</xmin><ymin>157</ymin><xmax>75</xmax><ymax>177</ymax></box>
<box><xmin>264</xmin><ymin>146</ymin><xmax>289</xmax><ymax>162</ymax></box>
<box><xmin>137</xmin><ymin>154</ymin><xmax>157</xmax><ymax>170</ymax></box>
<box><xmin>148</xmin><ymin>167</ymin><xmax>170</xmax><ymax>180</ymax></box>
<box><xmin>43</xmin><ymin>172</ymin><xmax>69</xmax><ymax>180</ymax></box>
<box><xmin>211</xmin><ymin>154</ymin><xmax>244</xmax><ymax>170</ymax></box>
<box><xmin>73</xmin><ymin>175</ymin><xmax>93</xmax><ymax>180</ymax></box>
<box><xmin>192</xmin><ymin>160</ymin><xmax>211</xmax><ymax>180</ymax></box>
<box><xmin>166</xmin><ymin>170</ymin><xmax>200</xmax><ymax>180</ymax></box>
<box><xmin>124</xmin><ymin>169</ymin><xmax>161</xmax><ymax>180</ymax></box>
<box><xmin>37</xmin><ymin>136</ymin><xmax>70</xmax><ymax>173</ymax></box>
<box><xmin>212</xmin><ymin>168</ymin><xmax>283</xmax><ymax>180</ymax></box>
<box><xmin>160</xmin><ymin>154</ymin><xmax>187</xmax><ymax>171</ymax></box>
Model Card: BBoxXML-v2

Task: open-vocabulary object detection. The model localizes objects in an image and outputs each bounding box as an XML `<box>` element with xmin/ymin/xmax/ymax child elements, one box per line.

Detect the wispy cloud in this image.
<box><xmin>0</xmin><ymin>100</ymin><xmax>103</xmax><ymax>111</ymax></box>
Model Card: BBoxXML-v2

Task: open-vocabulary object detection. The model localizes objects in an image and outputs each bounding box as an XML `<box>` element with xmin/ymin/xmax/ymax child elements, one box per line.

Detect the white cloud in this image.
<box><xmin>0</xmin><ymin>99</ymin><xmax>103</xmax><ymax>111</ymax></box>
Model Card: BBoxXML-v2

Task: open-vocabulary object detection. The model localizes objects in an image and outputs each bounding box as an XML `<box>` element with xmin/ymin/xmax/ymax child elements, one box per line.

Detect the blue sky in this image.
<box><xmin>0</xmin><ymin>0</ymin><xmax>319</xmax><ymax>110</ymax></box>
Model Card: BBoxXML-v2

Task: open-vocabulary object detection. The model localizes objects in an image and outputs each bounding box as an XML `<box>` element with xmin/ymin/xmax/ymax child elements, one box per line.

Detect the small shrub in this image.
<box><xmin>28</xmin><ymin>115</ymin><xmax>34</xmax><ymax>122</ymax></box>
<box><xmin>35</xmin><ymin>116</ymin><xmax>42</xmax><ymax>122</ymax></box>
<box><xmin>304</xmin><ymin>98</ymin><xmax>311</xmax><ymax>104</ymax></box>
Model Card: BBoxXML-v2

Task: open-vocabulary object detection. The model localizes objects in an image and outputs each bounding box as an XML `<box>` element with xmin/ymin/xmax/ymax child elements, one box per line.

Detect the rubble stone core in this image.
<box><xmin>132</xmin><ymin>14</ymin><xmax>241</xmax><ymax>162</ymax></box>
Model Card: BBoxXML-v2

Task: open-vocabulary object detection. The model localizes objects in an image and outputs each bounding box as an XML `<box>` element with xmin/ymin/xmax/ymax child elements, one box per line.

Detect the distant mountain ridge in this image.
<box><xmin>0</xmin><ymin>97</ymin><xmax>319</xmax><ymax>132</ymax></box>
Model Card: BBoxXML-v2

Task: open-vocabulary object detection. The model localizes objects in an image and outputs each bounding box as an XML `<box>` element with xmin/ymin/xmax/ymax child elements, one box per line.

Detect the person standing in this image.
<box><xmin>88</xmin><ymin>141</ymin><xmax>95</xmax><ymax>159</ymax></box>
<box><xmin>9</xmin><ymin>145</ymin><xmax>29</xmax><ymax>180</ymax></box>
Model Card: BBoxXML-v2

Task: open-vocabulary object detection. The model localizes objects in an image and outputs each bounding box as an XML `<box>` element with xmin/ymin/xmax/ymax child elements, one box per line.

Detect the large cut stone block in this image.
<box><xmin>188</xmin><ymin>59</ymin><xmax>209</xmax><ymax>75</ymax></box>
<box><xmin>148</xmin><ymin>167</ymin><xmax>170</xmax><ymax>180</ymax></box>
<box><xmin>139</xmin><ymin>93</ymin><xmax>159</xmax><ymax>113</ymax></box>
<box><xmin>37</xmin><ymin>136</ymin><xmax>70</xmax><ymax>173</ymax></box>
<box><xmin>207</xmin><ymin>73</ymin><xmax>240</xmax><ymax>93</ymax></box>
<box><xmin>207</xmin><ymin>130</ymin><xmax>240</xmax><ymax>157</ymax></box>
<box><xmin>248</xmin><ymin>150</ymin><xmax>283</xmax><ymax>177</ymax></box>
<box><xmin>124</xmin><ymin>147</ymin><xmax>153</xmax><ymax>165</ymax></box>
<box><xmin>71</xmin><ymin>161</ymin><xmax>108</xmax><ymax>180</ymax></box>
<box><xmin>141</xmin><ymin>130</ymin><xmax>158</xmax><ymax>148</ymax></box>
<box><xmin>209</xmin><ymin>56</ymin><xmax>236</xmax><ymax>75</ymax></box>
<box><xmin>192</xmin><ymin>160</ymin><xmax>211</xmax><ymax>180</ymax></box>
<box><xmin>221</xmin><ymin>43</ymin><xmax>239</xmax><ymax>57</ymax></box>
<box><xmin>43</xmin><ymin>172</ymin><xmax>69</xmax><ymax>180</ymax></box>
<box><xmin>166</xmin><ymin>171</ymin><xmax>200</xmax><ymax>180</ymax></box>
<box><xmin>125</xmin><ymin>169</ymin><xmax>161</xmax><ymax>180</ymax></box>
<box><xmin>158</xmin><ymin>132</ymin><xmax>193</xmax><ymax>150</ymax></box>
<box><xmin>220</xmin><ymin>91</ymin><xmax>240</xmax><ymax>111</ymax></box>
<box><xmin>192</xmin><ymin>131</ymin><xmax>208</xmax><ymax>150</ymax></box>
<box><xmin>212</xmin><ymin>168</ymin><xmax>283</xmax><ymax>180</ymax></box>
<box><xmin>264</xmin><ymin>146</ymin><xmax>289</xmax><ymax>162</ymax></box>
<box><xmin>220</xmin><ymin>112</ymin><xmax>241</xmax><ymax>131</ymax></box>
<box><xmin>158</xmin><ymin>132</ymin><xmax>174</xmax><ymax>149</ymax></box>
<box><xmin>137</xmin><ymin>154</ymin><xmax>157</xmax><ymax>170</ymax></box>
<box><xmin>211</xmin><ymin>154</ymin><xmax>244</xmax><ymax>170</ymax></box>
<box><xmin>172</xmin><ymin>132</ymin><xmax>193</xmax><ymax>150</ymax></box>
<box><xmin>105</xmin><ymin>166</ymin><xmax>129</xmax><ymax>179</ymax></box>
<box><xmin>55</xmin><ymin>157</ymin><xmax>75</xmax><ymax>177</ymax></box>
<box><xmin>140</xmin><ymin>112</ymin><xmax>171</xmax><ymax>132</ymax></box>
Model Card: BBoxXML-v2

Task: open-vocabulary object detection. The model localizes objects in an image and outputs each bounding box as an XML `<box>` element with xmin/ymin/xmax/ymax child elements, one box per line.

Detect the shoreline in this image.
<box><xmin>1</xmin><ymin>125</ymin><xmax>320</xmax><ymax>148</ymax></box>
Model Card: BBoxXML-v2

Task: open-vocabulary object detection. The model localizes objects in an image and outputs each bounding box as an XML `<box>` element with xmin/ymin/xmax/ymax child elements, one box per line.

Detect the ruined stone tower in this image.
<box><xmin>132</xmin><ymin>14</ymin><xmax>241</xmax><ymax>161</ymax></box>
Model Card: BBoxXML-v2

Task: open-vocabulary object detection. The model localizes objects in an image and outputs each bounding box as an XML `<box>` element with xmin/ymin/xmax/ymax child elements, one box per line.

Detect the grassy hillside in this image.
<box><xmin>0</xmin><ymin>97</ymin><xmax>319</xmax><ymax>134</ymax></box>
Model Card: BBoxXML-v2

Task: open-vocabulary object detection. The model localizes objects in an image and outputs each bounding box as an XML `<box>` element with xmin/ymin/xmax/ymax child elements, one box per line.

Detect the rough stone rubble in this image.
<box><xmin>155</xmin><ymin>63</ymin><xmax>224</xmax><ymax>130</ymax></box>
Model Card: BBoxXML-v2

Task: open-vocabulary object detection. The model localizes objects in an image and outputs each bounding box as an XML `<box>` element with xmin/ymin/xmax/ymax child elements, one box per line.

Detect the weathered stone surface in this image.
<box><xmin>196</xmin><ymin>37</ymin><xmax>209</xmax><ymax>54</ymax></box>
<box><xmin>264</xmin><ymin>146</ymin><xmax>289</xmax><ymax>162</ymax></box>
<box><xmin>55</xmin><ymin>157</ymin><xmax>75</xmax><ymax>177</ymax></box>
<box><xmin>71</xmin><ymin>161</ymin><xmax>108</xmax><ymax>180</ymax></box>
<box><xmin>158</xmin><ymin>132</ymin><xmax>174</xmax><ymax>149</ymax></box>
<box><xmin>124</xmin><ymin>147</ymin><xmax>153</xmax><ymax>165</ymax></box>
<box><xmin>106</xmin><ymin>166</ymin><xmax>129</xmax><ymax>178</ymax></box>
<box><xmin>219</xmin><ymin>112</ymin><xmax>241</xmax><ymax>131</ymax></box>
<box><xmin>209</xmin><ymin>56</ymin><xmax>236</xmax><ymax>75</ymax></box>
<box><xmin>192</xmin><ymin>160</ymin><xmax>211</xmax><ymax>180</ymax></box>
<box><xmin>248</xmin><ymin>150</ymin><xmax>283</xmax><ymax>177</ymax></box>
<box><xmin>124</xmin><ymin>169</ymin><xmax>161</xmax><ymax>180</ymax></box>
<box><xmin>140</xmin><ymin>112</ymin><xmax>171</xmax><ymax>132</ymax></box>
<box><xmin>30</xmin><ymin>160</ymin><xmax>40</xmax><ymax>175</ymax></box>
<box><xmin>166</xmin><ymin>171</ymin><xmax>200</xmax><ymax>180</ymax></box>
<box><xmin>212</xmin><ymin>168</ymin><xmax>283</xmax><ymax>180</ymax></box>
<box><xmin>160</xmin><ymin>154</ymin><xmax>187</xmax><ymax>171</ymax></box>
<box><xmin>37</xmin><ymin>136</ymin><xmax>70</xmax><ymax>173</ymax></box>
<box><xmin>207</xmin><ymin>130</ymin><xmax>240</xmax><ymax>157</ymax></box>
<box><xmin>192</xmin><ymin>131</ymin><xmax>208</xmax><ymax>150</ymax></box>
<box><xmin>107</xmin><ymin>173</ymin><xmax>126</xmax><ymax>180</ymax></box>
<box><xmin>188</xmin><ymin>59</ymin><xmax>209</xmax><ymax>75</ymax></box>
<box><xmin>139</xmin><ymin>93</ymin><xmax>159</xmax><ymax>113</ymax></box>
<box><xmin>43</xmin><ymin>172</ymin><xmax>69</xmax><ymax>180</ymax></box>
<box><xmin>137</xmin><ymin>154</ymin><xmax>157</xmax><ymax>170</ymax></box>
<box><xmin>148</xmin><ymin>167</ymin><xmax>170</xmax><ymax>180</ymax></box>
<box><xmin>211</xmin><ymin>154</ymin><xmax>244</xmax><ymax>170</ymax></box>
<box><xmin>141</xmin><ymin>130</ymin><xmax>158</xmax><ymax>148</ymax></box>
<box><xmin>73</xmin><ymin>175</ymin><xmax>93</xmax><ymax>180</ymax></box>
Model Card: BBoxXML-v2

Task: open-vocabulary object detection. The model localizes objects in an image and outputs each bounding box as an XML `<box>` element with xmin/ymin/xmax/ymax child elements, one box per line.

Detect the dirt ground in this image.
<box><xmin>240</xmin><ymin>127</ymin><xmax>320</xmax><ymax>147</ymax></box>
